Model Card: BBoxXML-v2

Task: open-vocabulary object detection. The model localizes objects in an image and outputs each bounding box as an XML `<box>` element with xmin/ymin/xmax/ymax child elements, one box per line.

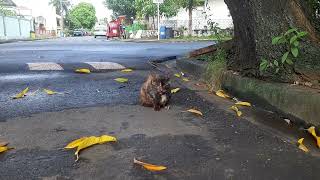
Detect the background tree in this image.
<box><xmin>177</xmin><ymin>0</ymin><xmax>205</xmax><ymax>36</ymax></box>
<box><xmin>0</xmin><ymin>0</ymin><xmax>16</xmax><ymax>16</ymax></box>
<box><xmin>68</xmin><ymin>2</ymin><xmax>97</xmax><ymax>29</ymax></box>
<box><xmin>135</xmin><ymin>0</ymin><xmax>179</xmax><ymax>18</ymax></box>
<box><xmin>135</xmin><ymin>0</ymin><xmax>179</xmax><ymax>29</ymax></box>
<box><xmin>223</xmin><ymin>0</ymin><xmax>320</xmax><ymax>82</ymax></box>
<box><xmin>49</xmin><ymin>0</ymin><xmax>70</xmax><ymax>15</ymax></box>
<box><xmin>104</xmin><ymin>0</ymin><xmax>136</xmax><ymax>18</ymax></box>
<box><xmin>49</xmin><ymin>0</ymin><xmax>71</xmax><ymax>33</ymax></box>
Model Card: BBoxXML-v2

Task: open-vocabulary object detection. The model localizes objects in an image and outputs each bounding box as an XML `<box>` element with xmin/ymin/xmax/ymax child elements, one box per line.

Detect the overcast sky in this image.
<box><xmin>14</xmin><ymin>0</ymin><xmax>112</xmax><ymax>20</ymax></box>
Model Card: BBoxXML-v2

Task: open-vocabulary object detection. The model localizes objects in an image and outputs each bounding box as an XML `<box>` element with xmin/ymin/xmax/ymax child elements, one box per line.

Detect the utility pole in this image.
<box><xmin>153</xmin><ymin>0</ymin><xmax>163</xmax><ymax>40</ymax></box>
<box><xmin>157</xmin><ymin>2</ymin><xmax>160</xmax><ymax>40</ymax></box>
<box><xmin>59</xmin><ymin>0</ymin><xmax>64</xmax><ymax>37</ymax></box>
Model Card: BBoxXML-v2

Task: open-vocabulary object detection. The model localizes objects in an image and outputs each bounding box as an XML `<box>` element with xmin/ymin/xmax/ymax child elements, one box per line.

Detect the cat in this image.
<box><xmin>140</xmin><ymin>73</ymin><xmax>171</xmax><ymax>111</ymax></box>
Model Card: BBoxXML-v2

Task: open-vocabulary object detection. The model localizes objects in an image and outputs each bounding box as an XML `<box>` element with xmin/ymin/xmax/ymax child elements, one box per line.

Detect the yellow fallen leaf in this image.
<box><xmin>75</xmin><ymin>68</ymin><xmax>91</xmax><ymax>74</ymax></box>
<box><xmin>216</xmin><ymin>90</ymin><xmax>230</xmax><ymax>99</ymax></box>
<box><xmin>171</xmin><ymin>88</ymin><xmax>180</xmax><ymax>94</ymax></box>
<box><xmin>187</xmin><ymin>109</ymin><xmax>203</xmax><ymax>116</ymax></box>
<box><xmin>174</xmin><ymin>73</ymin><xmax>181</xmax><ymax>78</ymax></box>
<box><xmin>98</xmin><ymin>135</ymin><xmax>117</xmax><ymax>144</ymax></box>
<box><xmin>231</xmin><ymin>105</ymin><xmax>242</xmax><ymax>117</ymax></box>
<box><xmin>307</xmin><ymin>126</ymin><xmax>317</xmax><ymax>137</ymax></box>
<box><xmin>307</xmin><ymin>126</ymin><xmax>320</xmax><ymax>148</ymax></box>
<box><xmin>121</xmin><ymin>69</ymin><xmax>133</xmax><ymax>73</ymax></box>
<box><xmin>65</xmin><ymin>137</ymin><xmax>88</xmax><ymax>149</ymax></box>
<box><xmin>73</xmin><ymin>135</ymin><xmax>117</xmax><ymax>161</ymax></box>
<box><xmin>0</xmin><ymin>146</ymin><xmax>13</xmax><ymax>153</ymax></box>
<box><xmin>13</xmin><ymin>87</ymin><xmax>29</xmax><ymax>99</ymax></box>
<box><xmin>114</xmin><ymin>78</ymin><xmax>129</xmax><ymax>83</ymax></box>
<box><xmin>235</xmin><ymin>101</ymin><xmax>252</xmax><ymax>107</ymax></box>
<box><xmin>297</xmin><ymin>138</ymin><xmax>309</xmax><ymax>152</ymax></box>
<box><xmin>315</xmin><ymin>137</ymin><xmax>320</xmax><ymax>148</ymax></box>
<box><xmin>43</xmin><ymin>89</ymin><xmax>58</xmax><ymax>95</ymax></box>
<box><xmin>182</xmin><ymin>78</ymin><xmax>190</xmax><ymax>82</ymax></box>
<box><xmin>134</xmin><ymin>158</ymin><xmax>167</xmax><ymax>171</ymax></box>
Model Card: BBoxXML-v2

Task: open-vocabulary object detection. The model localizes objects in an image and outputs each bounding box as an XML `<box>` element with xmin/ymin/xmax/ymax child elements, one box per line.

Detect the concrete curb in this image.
<box><xmin>176</xmin><ymin>58</ymin><xmax>320</xmax><ymax>126</ymax></box>
<box><xmin>176</xmin><ymin>58</ymin><xmax>207</xmax><ymax>80</ymax></box>
<box><xmin>120</xmin><ymin>39</ymin><xmax>214</xmax><ymax>43</ymax></box>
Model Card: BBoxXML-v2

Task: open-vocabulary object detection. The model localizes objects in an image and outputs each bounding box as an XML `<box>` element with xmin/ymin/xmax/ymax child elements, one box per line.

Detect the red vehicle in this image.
<box><xmin>106</xmin><ymin>17</ymin><xmax>126</xmax><ymax>39</ymax></box>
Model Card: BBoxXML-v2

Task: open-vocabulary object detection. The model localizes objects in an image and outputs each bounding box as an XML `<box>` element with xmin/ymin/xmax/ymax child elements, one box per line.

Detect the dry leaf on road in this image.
<box><xmin>65</xmin><ymin>137</ymin><xmax>88</xmax><ymax>149</ymax></box>
<box><xmin>235</xmin><ymin>101</ymin><xmax>252</xmax><ymax>107</ymax></box>
<box><xmin>98</xmin><ymin>135</ymin><xmax>117</xmax><ymax>144</ymax></box>
<box><xmin>216</xmin><ymin>90</ymin><xmax>230</xmax><ymax>99</ymax></box>
<box><xmin>134</xmin><ymin>158</ymin><xmax>167</xmax><ymax>171</ymax></box>
<box><xmin>187</xmin><ymin>109</ymin><xmax>203</xmax><ymax>116</ymax></box>
<box><xmin>182</xmin><ymin>78</ymin><xmax>190</xmax><ymax>82</ymax></box>
<box><xmin>75</xmin><ymin>68</ymin><xmax>91</xmax><ymax>74</ymax></box>
<box><xmin>121</xmin><ymin>69</ymin><xmax>133</xmax><ymax>73</ymax></box>
<box><xmin>307</xmin><ymin>126</ymin><xmax>320</xmax><ymax>148</ymax></box>
<box><xmin>171</xmin><ymin>88</ymin><xmax>180</xmax><ymax>94</ymax></box>
<box><xmin>0</xmin><ymin>146</ymin><xmax>11</xmax><ymax>153</ymax></box>
<box><xmin>114</xmin><ymin>78</ymin><xmax>129</xmax><ymax>83</ymax></box>
<box><xmin>298</xmin><ymin>138</ymin><xmax>309</xmax><ymax>152</ymax></box>
<box><xmin>65</xmin><ymin>135</ymin><xmax>117</xmax><ymax>161</ymax></box>
<box><xmin>13</xmin><ymin>87</ymin><xmax>29</xmax><ymax>99</ymax></box>
<box><xmin>231</xmin><ymin>105</ymin><xmax>242</xmax><ymax>117</ymax></box>
<box><xmin>43</xmin><ymin>89</ymin><xmax>58</xmax><ymax>95</ymax></box>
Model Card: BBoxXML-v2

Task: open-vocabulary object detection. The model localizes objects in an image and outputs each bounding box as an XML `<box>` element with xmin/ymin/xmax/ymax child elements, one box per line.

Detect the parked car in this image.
<box><xmin>73</xmin><ymin>29</ymin><xmax>84</xmax><ymax>36</ymax></box>
<box><xmin>94</xmin><ymin>25</ymin><xmax>107</xmax><ymax>38</ymax></box>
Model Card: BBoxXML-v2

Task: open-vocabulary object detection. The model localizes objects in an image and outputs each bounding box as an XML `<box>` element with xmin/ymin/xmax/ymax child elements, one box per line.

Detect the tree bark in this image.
<box><xmin>224</xmin><ymin>0</ymin><xmax>320</xmax><ymax>82</ymax></box>
<box><xmin>188</xmin><ymin>6</ymin><xmax>193</xmax><ymax>36</ymax></box>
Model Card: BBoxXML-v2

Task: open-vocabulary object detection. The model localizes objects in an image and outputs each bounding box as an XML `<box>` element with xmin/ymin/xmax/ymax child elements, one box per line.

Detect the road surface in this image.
<box><xmin>0</xmin><ymin>37</ymin><xmax>213</xmax><ymax>73</ymax></box>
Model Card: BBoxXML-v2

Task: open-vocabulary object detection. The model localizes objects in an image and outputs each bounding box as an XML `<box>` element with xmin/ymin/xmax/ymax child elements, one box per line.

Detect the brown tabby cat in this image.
<box><xmin>140</xmin><ymin>73</ymin><xmax>171</xmax><ymax>111</ymax></box>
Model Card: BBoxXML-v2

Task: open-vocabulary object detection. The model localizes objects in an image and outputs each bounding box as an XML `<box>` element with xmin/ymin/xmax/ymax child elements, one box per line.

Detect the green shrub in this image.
<box><xmin>205</xmin><ymin>48</ymin><xmax>227</xmax><ymax>91</ymax></box>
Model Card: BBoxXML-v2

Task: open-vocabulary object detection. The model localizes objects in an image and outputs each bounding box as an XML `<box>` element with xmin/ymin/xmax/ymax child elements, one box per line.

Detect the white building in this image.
<box><xmin>162</xmin><ymin>0</ymin><xmax>233</xmax><ymax>30</ymax></box>
<box><xmin>13</xmin><ymin>0</ymin><xmax>60</xmax><ymax>34</ymax></box>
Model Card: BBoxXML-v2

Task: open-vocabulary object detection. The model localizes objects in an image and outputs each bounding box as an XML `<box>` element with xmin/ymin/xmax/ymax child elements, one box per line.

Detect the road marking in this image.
<box><xmin>27</xmin><ymin>63</ymin><xmax>64</xmax><ymax>71</ymax></box>
<box><xmin>85</xmin><ymin>62</ymin><xmax>125</xmax><ymax>70</ymax></box>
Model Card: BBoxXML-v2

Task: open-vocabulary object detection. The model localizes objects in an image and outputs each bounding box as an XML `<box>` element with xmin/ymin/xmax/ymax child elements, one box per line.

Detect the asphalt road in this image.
<box><xmin>0</xmin><ymin>37</ymin><xmax>319</xmax><ymax>180</ymax></box>
<box><xmin>0</xmin><ymin>37</ymin><xmax>213</xmax><ymax>73</ymax></box>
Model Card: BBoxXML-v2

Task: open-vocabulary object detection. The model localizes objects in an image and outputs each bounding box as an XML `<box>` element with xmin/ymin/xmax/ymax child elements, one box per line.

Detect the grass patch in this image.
<box><xmin>204</xmin><ymin>48</ymin><xmax>227</xmax><ymax>91</ymax></box>
<box><xmin>174</xmin><ymin>35</ymin><xmax>232</xmax><ymax>42</ymax></box>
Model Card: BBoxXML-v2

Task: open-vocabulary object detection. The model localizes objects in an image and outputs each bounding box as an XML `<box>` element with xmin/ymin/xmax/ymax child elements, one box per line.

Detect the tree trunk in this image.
<box><xmin>224</xmin><ymin>0</ymin><xmax>320</xmax><ymax>82</ymax></box>
<box><xmin>188</xmin><ymin>6</ymin><xmax>193</xmax><ymax>36</ymax></box>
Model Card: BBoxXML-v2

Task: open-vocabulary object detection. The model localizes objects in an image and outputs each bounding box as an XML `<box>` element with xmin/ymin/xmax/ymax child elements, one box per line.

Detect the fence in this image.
<box><xmin>160</xmin><ymin>19</ymin><xmax>233</xmax><ymax>30</ymax></box>
<box><xmin>0</xmin><ymin>15</ymin><xmax>34</xmax><ymax>40</ymax></box>
<box><xmin>144</xmin><ymin>18</ymin><xmax>233</xmax><ymax>37</ymax></box>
